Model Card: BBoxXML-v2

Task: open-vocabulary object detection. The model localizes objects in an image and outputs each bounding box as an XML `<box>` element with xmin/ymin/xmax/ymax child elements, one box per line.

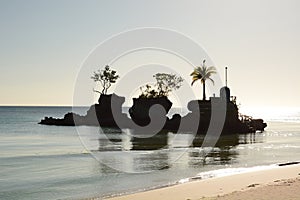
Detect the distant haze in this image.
<box><xmin>1</xmin><ymin>0</ymin><xmax>299</xmax><ymax>113</ymax></box>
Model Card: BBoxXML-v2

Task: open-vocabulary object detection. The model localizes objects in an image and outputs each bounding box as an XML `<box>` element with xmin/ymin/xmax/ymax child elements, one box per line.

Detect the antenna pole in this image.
<box><xmin>225</xmin><ymin>67</ymin><xmax>228</xmax><ymax>87</ymax></box>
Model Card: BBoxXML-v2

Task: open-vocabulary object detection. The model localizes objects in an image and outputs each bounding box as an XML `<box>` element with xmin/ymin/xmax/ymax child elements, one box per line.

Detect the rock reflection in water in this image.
<box><xmin>130</xmin><ymin>130</ymin><xmax>169</xmax><ymax>151</ymax></box>
<box><xmin>189</xmin><ymin>135</ymin><xmax>239</xmax><ymax>166</ymax></box>
<box><xmin>189</xmin><ymin>133</ymin><xmax>264</xmax><ymax>166</ymax></box>
<box><xmin>95</xmin><ymin>128</ymin><xmax>264</xmax><ymax>172</ymax></box>
<box><xmin>95</xmin><ymin>128</ymin><xmax>170</xmax><ymax>172</ymax></box>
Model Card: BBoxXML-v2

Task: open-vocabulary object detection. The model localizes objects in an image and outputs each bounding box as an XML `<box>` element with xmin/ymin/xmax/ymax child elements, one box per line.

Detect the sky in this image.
<box><xmin>1</xmin><ymin>0</ymin><xmax>300</xmax><ymax>112</ymax></box>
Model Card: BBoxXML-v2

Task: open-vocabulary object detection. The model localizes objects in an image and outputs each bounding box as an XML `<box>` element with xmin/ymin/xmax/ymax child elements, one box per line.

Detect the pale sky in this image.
<box><xmin>1</xmin><ymin>0</ymin><xmax>300</xmax><ymax>111</ymax></box>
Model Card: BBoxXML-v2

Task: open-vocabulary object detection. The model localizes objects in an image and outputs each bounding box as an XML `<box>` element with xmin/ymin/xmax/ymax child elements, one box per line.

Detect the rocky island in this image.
<box><xmin>39</xmin><ymin>63</ymin><xmax>267</xmax><ymax>134</ymax></box>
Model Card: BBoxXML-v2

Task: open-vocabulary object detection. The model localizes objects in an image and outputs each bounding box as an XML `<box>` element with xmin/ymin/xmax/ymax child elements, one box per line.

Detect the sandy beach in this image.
<box><xmin>105</xmin><ymin>164</ymin><xmax>300</xmax><ymax>200</ymax></box>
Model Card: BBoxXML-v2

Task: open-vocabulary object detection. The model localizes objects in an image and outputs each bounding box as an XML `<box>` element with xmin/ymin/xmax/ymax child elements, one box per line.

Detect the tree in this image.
<box><xmin>139</xmin><ymin>73</ymin><xmax>183</xmax><ymax>98</ymax></box>
<box><xmin>153</xmin><ymin>73</ymin><xmax>183</xmax><ymax>97</ymax></box>
<box><xmin>91</xmin><ymin>65</ymin><xmax>119</xmax><ymax>95</ymax></box>
<box><xmin>139</xmin><ymin>84</ymin><xmax>159</xmax><ymax>98</ymax></box>
<box><xmin>190</xmin><ymin>60</ymin><xmax>217</xmax><ymax>100</ymax></box>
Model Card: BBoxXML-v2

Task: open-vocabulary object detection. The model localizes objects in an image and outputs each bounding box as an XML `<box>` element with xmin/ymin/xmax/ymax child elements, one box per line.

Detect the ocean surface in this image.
<box><xmin>1</xmin><ymin>106</ymin><xmax>300</xmax><ymax>200</ymax></box>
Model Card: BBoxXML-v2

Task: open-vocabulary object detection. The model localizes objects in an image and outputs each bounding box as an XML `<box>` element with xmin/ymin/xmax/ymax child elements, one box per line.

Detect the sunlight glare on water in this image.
<box><xmin>240</xmin><ymin>106</ymin><xmax>300</xmax><ymax>123</ymax></box>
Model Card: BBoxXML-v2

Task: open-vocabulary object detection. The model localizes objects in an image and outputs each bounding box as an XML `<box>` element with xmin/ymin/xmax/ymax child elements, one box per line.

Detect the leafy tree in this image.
<box><xmin>91</xmin><ymin>65</ymin><xmax>119</xmax><ymax>94</ymax></box>
<box><xmin>139</xmin><ymin>73</ymin><xmax>183</xmax><ymax>98</ymax></box>
<box><xmin>153</xmin><ymin>73</ymin><xmax>183</xmax><ymax>96</ymax></box>
<box><xmin>139</xmin><ymin>84</ymin><xmax>159</xmax><ymax>98</ymax></box>
<box><xmin>190</xmin><ymin>60</ymin><xmax>217</xmax><ymax>100</ymax></box>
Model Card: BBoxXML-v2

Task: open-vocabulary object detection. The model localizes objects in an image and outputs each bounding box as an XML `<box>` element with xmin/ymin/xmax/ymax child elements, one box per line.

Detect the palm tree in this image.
<box><xmin>190</xmin><ymin>60</ymin><xmax>217</xmax><ymax>100</ymax></box>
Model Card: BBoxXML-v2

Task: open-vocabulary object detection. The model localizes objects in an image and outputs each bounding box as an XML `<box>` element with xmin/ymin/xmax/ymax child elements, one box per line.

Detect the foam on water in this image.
<box><xmin>194</xmin><ymin>164</ymin><xmax>278</xmax><ymax>180</ymax></box>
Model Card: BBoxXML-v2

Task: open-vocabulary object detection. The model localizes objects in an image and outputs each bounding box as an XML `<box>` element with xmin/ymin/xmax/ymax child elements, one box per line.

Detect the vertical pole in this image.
<box><xmin>225</xmin><ymin>67</ymin><xmax>228</xmax><ymax>87</ymax></box>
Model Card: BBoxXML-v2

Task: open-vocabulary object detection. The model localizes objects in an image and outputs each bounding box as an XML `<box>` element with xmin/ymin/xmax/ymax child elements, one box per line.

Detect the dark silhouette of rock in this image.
<box><xmin>83</xmin><ymin>93</ymin><xmax>129</xmax><ymax>127</ymax></box>
<box><xmin>129</xmin><ymin>96</ymin><xmax>172</xmax><ymax>126</ymax></box>
<box><xmin>249</xmin><ymin>119</ymin><xmax>267</xmax><ymax>132</ymax></box>
<box><xmin>39</xmin><ymin>93</ymin><xmax>130</xmax><ymax>128</ymax></box>
<box><xmin>165</xmin><ymin>87</ymin><xmax>267</xmax><ymax>134</ymax></box>
<box><xmin>39</xmin><ymin>112</ymin><xmax>83</xmax><ymax>126</ymax></box>
<box><xmin>165</xmin><ymin>114</ymin><xmax>181</xmax><ymax>131</ymax></box>
<box><xmin>39</xmin><ymin>88</ymin><xmax>267</xmax><ymax>134</ymax></box>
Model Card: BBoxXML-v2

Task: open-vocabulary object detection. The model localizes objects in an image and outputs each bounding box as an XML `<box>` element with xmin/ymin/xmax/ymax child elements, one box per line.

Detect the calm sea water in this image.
<box><xmin>0</xmin><ymin>106</ymin><xmax>300</xmax><ymax>200</ymax></box>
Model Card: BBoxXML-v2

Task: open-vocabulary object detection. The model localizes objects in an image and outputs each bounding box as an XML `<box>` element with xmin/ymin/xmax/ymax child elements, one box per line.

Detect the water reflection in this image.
<box><xmin>239</xmin><ymin>133</ymin><xmax>264</xmax><ymax>144</ymax></box>
<box><xmin>130</xmin><ymin>136</ymin><xmax>168</xmax><ymax>150</ymax></box>
<box><xmin>94</xmin><ymin>128</ymin><xmax>264</xmax><ymax>172</ymax></box>
<box><xmin>192</xmin><ymin>134</ymin><xmax>240</xmax><ymax>148</ymax></box>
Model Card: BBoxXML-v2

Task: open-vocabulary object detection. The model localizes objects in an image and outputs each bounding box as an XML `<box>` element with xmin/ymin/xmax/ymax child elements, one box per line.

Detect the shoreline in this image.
<box><xmin>103</xmin><ymin>163</ymin><xmax>300</xmax><ymax>200</ymax></box>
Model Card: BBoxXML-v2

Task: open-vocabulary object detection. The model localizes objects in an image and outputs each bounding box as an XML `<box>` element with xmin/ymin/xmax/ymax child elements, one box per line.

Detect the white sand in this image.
<box><xmin>205</xmin><ymin>177</ymin><xmax>300</xmax><ymax>200</ymax></box>
<box><xmin>105</xmin><ymin>164</ymin><xmax>300</xmax><ymax>200</ymax></box>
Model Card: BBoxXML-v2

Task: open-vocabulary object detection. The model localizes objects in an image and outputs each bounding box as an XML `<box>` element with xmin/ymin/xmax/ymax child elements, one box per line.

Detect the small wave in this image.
<box><xmin>177</xmin><ymin>164</ymin><xmax>279</xmax><ymax>183</ymax></box>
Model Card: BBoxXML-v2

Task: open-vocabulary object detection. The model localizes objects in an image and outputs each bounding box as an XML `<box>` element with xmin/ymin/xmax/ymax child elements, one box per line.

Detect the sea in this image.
<box><xmin>0</xmin><ymin>106</ymin><xmax>300</xmax><ymax>200</ymax></box>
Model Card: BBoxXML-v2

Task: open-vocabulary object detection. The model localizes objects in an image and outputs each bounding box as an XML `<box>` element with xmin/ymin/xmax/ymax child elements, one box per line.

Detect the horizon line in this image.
<box><xmin>0</xmin><ymin>104</ymin><xmax>300</xmax><ymax>110</ymax></box>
